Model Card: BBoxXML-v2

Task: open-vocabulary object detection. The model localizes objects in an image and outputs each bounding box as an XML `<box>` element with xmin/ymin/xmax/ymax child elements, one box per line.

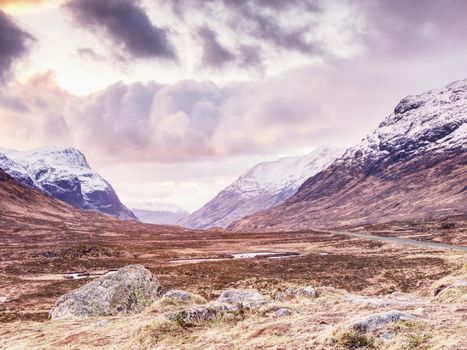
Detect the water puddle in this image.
<box><xmin>169</xmin><ymin>251</ymin><xmax>300</xmax><ymax>264</ymax></box>
<box><xmin>64</xmin><ymin>272</ymin><xmax>90</xmax><ymax>280</ymax></box>
<box><xmin>64</xmin><ymin>269</ymin><xmax>118</xmax><ymax>280</ymax></box>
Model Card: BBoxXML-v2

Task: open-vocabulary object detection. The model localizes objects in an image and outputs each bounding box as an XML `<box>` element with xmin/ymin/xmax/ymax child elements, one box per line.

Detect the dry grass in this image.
<box><xmin>2</xmin><ymin>276</ymin><xmax>466</xmax><ymax>349</ymax></box>
<box><xmin>144</xmin><ymin>293</ymin><xmax>207</xmax><ymax>314</ymax></box>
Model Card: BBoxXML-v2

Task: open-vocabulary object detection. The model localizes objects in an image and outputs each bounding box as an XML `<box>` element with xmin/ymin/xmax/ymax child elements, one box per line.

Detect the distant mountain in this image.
<box><xmin>129</xmin><ymin>202</ymin><xmax>189</xmax><ymax>225</ymax></box>
<box><xmin>0</xmin><ymin>147</ymin><xmax>136</xmax><ymax>220</ymax></box>
<box><xmin>231</xmin><ymin>79</ymin><xmax>467</xmax><ymax>232</ymax></box>
<box><xmin>179</xmin><ymin>146</ymin><xmax>344</xmax><ymax>229</ymax></box>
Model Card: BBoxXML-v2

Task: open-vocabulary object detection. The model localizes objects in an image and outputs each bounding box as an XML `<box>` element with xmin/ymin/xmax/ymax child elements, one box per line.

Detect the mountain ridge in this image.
<box><xmin>179</xmin><ymin>146</ymin><xmax>343</xmax><ymax>229</ymax></box>
<box><xmin>230</xmin><ymin>79</ymin><xmax>467</xmax><ymax>232</ymax></box>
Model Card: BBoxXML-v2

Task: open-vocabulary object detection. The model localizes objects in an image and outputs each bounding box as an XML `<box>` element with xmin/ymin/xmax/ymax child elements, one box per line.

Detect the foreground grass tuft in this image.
<box><xmin>334</xmin><ymin>330</ymin><xmax>375</xmax><ymax>349</ymax></box>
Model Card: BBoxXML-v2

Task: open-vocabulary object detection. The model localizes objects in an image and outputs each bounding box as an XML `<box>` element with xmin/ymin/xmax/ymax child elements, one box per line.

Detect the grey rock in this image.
<box><xmin>218</xmin><ymin>289</ymin><xmax>268</xmax><ymax>308</ymax></box>
<box><xmin>274</xmin><ymin>286</ymin><xmax>317</xmax><ymax>301</ymax></box>
<box><xmin>167</xmin><ymin>303</ymin><xmax>238</xmax><ymax>325</ymax></box>
<box><xmin>379</xmin><ymin>330</ymin><xmax>396</xmax><ymax>341</ymax></box>
<box><xmin>97</xmin><ymin>320</ymin><xmax>109</xmax><ymax>327</ymax></box>
<box><xmin>451</xmin><ymin>279</ymin><xmax>467</xmax><ymax>288</ymax></box>
<box><xmin>275</xmin><ymin>308</ymin><xmax>293</xmax><ymax>317</ymax></box>
<box><xmin>49</xmin><ymin>265</ymin><xmax>163</xmax><ymax>320</ymax></box>
<box><xmin>273</xmin><ymin>288</ymin><xmax>297</xmax><ymax>302</ymax></box>
<box><xmin>347</xmin><ymin>310</ymin><xmax>414</xmax><ymax>333</ymax></box>
<box><xmin>164</xmin><ymin>290</ymin><xmax>192</xmax><ymax>302</ymax></box>
<box><xmin>299</xmin><ymin>286</ymin><xmax>317</xmax><ymax>298</ymax></box>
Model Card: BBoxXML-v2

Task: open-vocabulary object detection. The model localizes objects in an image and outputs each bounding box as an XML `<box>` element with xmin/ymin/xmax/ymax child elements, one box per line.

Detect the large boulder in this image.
<box><xmin>50</xmin><ymin>265</ymin><xmax>163</xmax><ymax>320</ymax></box>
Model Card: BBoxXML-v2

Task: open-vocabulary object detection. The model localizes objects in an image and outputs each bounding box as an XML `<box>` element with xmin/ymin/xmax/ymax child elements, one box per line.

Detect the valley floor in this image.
<box><xmin>0</xmin><ymin>218</ymin><xmax>466</xmax><ymax>349</ymax></box>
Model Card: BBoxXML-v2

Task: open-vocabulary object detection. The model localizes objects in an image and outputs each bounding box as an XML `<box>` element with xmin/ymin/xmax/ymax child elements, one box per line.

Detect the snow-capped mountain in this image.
<box><xmin>231</xmin><ymin>79</ymin><xmax>467</xmax><ymax>232</ymax></box>
<box><xmin>129</xmin><ymin>202</ymin><xmax>189</xmax><ymax>225</ymax></box>
<box><xmin>0</xmin><ymin>147</ymin><xmax>136</xmax><ymax>220</ymax></box>
<box><xmin>179</xmin><ymin>146</ymin><xmax>344</xmax><ymax>229</ymax></box>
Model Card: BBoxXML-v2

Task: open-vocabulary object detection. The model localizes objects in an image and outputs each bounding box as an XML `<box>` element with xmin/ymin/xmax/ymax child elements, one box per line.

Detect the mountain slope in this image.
<box><xmin>0</xmin><ymin>147</ymin><xmax>136</xmax><ymax>220</ymax></box>
<box><xmin>231</xmin><ymin>79</ymin><xmax>467</xmax><ymax>232</ymax></box>
<box><xmin>130</xmin><ymin>202</ymin><xmax>189</xmax><ymax>225</ymax></box>
<box><xmin>180</xmin><ymin>146</ymin><xmax>343</xmax><ymax>229</ymax></box>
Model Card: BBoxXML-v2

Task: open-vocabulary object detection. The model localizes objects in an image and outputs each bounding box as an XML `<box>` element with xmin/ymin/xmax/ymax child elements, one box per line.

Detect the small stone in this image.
<box><xmin>217</xmin><ymin>289</ymin><xmax>268</xmax><ymax>308</ymax></box>
<box><xmin>299</xmin><ymin>286</ymin><xmax>317</xmax><ymax>298</ymax></box>
<box><xmin>275</xmin><ymin>308</ymin><xmax>293</xmax><ymax>317</ymax></box>
<box><xmin>379</xmin><ymin>330</ymin><xmax>396</xmax><ymax>341</ymax></box>
<box><xmin>165</xmin><ymin>290</ymin><xmax>192</xmax><ymax>302</ymax></box>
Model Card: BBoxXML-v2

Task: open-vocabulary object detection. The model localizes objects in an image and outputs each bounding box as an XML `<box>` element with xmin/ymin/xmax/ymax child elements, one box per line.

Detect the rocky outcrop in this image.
<box><xmin>50</xmin><ymin>265</ymin><xmax>163</xmax><ymax>320</ymax></box>
<box><xmin>231</xmin><ymin>79</ymin><xmax>467</xmax><ymax>232</ymax></box>
<box><xmin>166</xmin><ymin>289</ymin><xmax>269</xmax><ymax>325</ymax></box>
<box><xmin>346</xmin><ymin>310</ymin><xmax>414</xmax><ymax>332</ymax></box>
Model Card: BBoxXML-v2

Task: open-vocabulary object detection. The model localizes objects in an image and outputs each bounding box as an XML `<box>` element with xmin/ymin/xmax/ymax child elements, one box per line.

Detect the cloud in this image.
<box><xmin>159</xmin><ymin>0</ymin><xmax>322</xmax><ymax>69</ymax></box>
<box><xmin>0</xmin><ymin>72</ymin><xmax>70</xmax><ymax>146</ymax></box>
<box><xmin>2</xmin><ymin>45</ymin><xmax>467</xmax><ymax>166</ymax></box>
<box><xmin>2</xmin><ymin>0</ymin><xmax>467</xmax><ymax>165</ymax></box>
<box><xmin>65</xmin><ymin>0</ymin><xmax>176</xmax><ymax>60</ymax></box>
<box><xmin>0</xmin><ymin>10</ymin><xmax>34</xmax><ymax>81</ymax></box>
<box><xmin>197</xmin><ymin>26</ymin><xmax>235</xmax><ymax>69</ymax></box>
<box><xmin>76</xmin><ymin>47</ymin><xmax>102</xmax><ymax>61</ymax></box>
<box><xmin>354</xmin><ymin>0</ymin><xmax>467</xmax><ymax>57</ymax></box>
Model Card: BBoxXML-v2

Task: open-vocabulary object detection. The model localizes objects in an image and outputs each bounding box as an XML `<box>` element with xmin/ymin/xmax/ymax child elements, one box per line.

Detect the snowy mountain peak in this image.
<box><xmin>179</xmin><ymin>146</ymin><xmax>343</xmax><ymax>229</ymax></box>
<box><xmin>0</xmin><ymin>147</ymin><xmax>90</xmax><ymax>170</ymax></box>
<box><xmin>227</xmin><ymin>146</ymin><xmax>344</xmax><ymax>198</ymax></box>
<box><xmin>0</xmin><ymin>147</ymin><xmax>136</xmax><ymax>220</ymax></box>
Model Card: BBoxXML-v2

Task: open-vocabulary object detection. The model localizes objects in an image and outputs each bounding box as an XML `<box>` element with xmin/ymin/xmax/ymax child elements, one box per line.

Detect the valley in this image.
<box><xmin>1</xmin><ymin>216</ymin><xmax>466</xmax><ymax>348</ymax></box>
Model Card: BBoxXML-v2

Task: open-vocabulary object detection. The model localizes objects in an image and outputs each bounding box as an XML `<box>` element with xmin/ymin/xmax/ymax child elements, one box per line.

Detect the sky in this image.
<box><xmin>0</xmin><ymin>0</ymin><xmax>467</xmax><ymax>212</ymax></box>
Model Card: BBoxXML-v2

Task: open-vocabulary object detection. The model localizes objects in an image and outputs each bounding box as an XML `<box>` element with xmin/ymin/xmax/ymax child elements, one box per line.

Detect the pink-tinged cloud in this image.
<box><xmin>1</xmin><ymin>50</ymin><xmax>467</xmax><ymax>165</ymax></box>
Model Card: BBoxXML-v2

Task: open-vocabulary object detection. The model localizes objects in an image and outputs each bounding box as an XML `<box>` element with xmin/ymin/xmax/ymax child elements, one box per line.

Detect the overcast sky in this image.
<box><xmin>1</xmin><ymin>0</ymin><xmax>467</xmax><ymax>212</ymax></box>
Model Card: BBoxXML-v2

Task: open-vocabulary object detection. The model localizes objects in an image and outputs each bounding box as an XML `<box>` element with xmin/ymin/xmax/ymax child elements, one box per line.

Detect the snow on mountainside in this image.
<box><xmin>231</xmin><ymin>79</ymin><xmax>467</xmax><ymax>232</ymax></box>
<box><xmin>129</xmin><ymin>202</ymin><xmax>189</xmax><ymax>225</ymax></box>
<box><xmin>179</xmin><ymin>146</ymin><xmax>344</xmax><ymax>229</ymax></box>
<box><xmin>0</xmin><ymin>147</ymin><xmax>137</xmax><ymax>220</ymax></box>
<box><xmin>337</xmin><ymin>79</ymin><xmax>466</xmax><ymax>168</ymax></box>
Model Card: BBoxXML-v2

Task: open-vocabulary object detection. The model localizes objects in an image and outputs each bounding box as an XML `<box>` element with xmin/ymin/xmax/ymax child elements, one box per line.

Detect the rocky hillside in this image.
<box><xmin>180</xmin><ymin>146</ymin><xmax>343</xmax><ymax>229</ymax></box>
<box><xmin>0</xmin><ymin>147</ymin><xmax>136</xmax><ymax>220</ymax></box>
<box><xmin>231</xmin><ymin>79</ymin><xmax>467</xmax><ymax>232</ymax></box>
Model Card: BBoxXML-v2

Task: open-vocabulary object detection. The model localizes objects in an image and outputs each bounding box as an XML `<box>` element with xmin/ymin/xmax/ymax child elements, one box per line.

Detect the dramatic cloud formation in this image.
<box><xmin>4</xmin><ymin>55</ymin><xmax>467</xmax><ymax>166</ymax></box>
<box><xmin>65</xmin><ymin>0</ymin><xmax>176</xmax><ymax>60</ymax></box>
<box><xmin>159</xmin><ymin>0</ymin><xmax>323</xmax><ymax>69</ymax></box>
<box><xmin>0</xmin><ymin>10</ymin><xmax>34</xmax><ymax>80</ymax></box>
